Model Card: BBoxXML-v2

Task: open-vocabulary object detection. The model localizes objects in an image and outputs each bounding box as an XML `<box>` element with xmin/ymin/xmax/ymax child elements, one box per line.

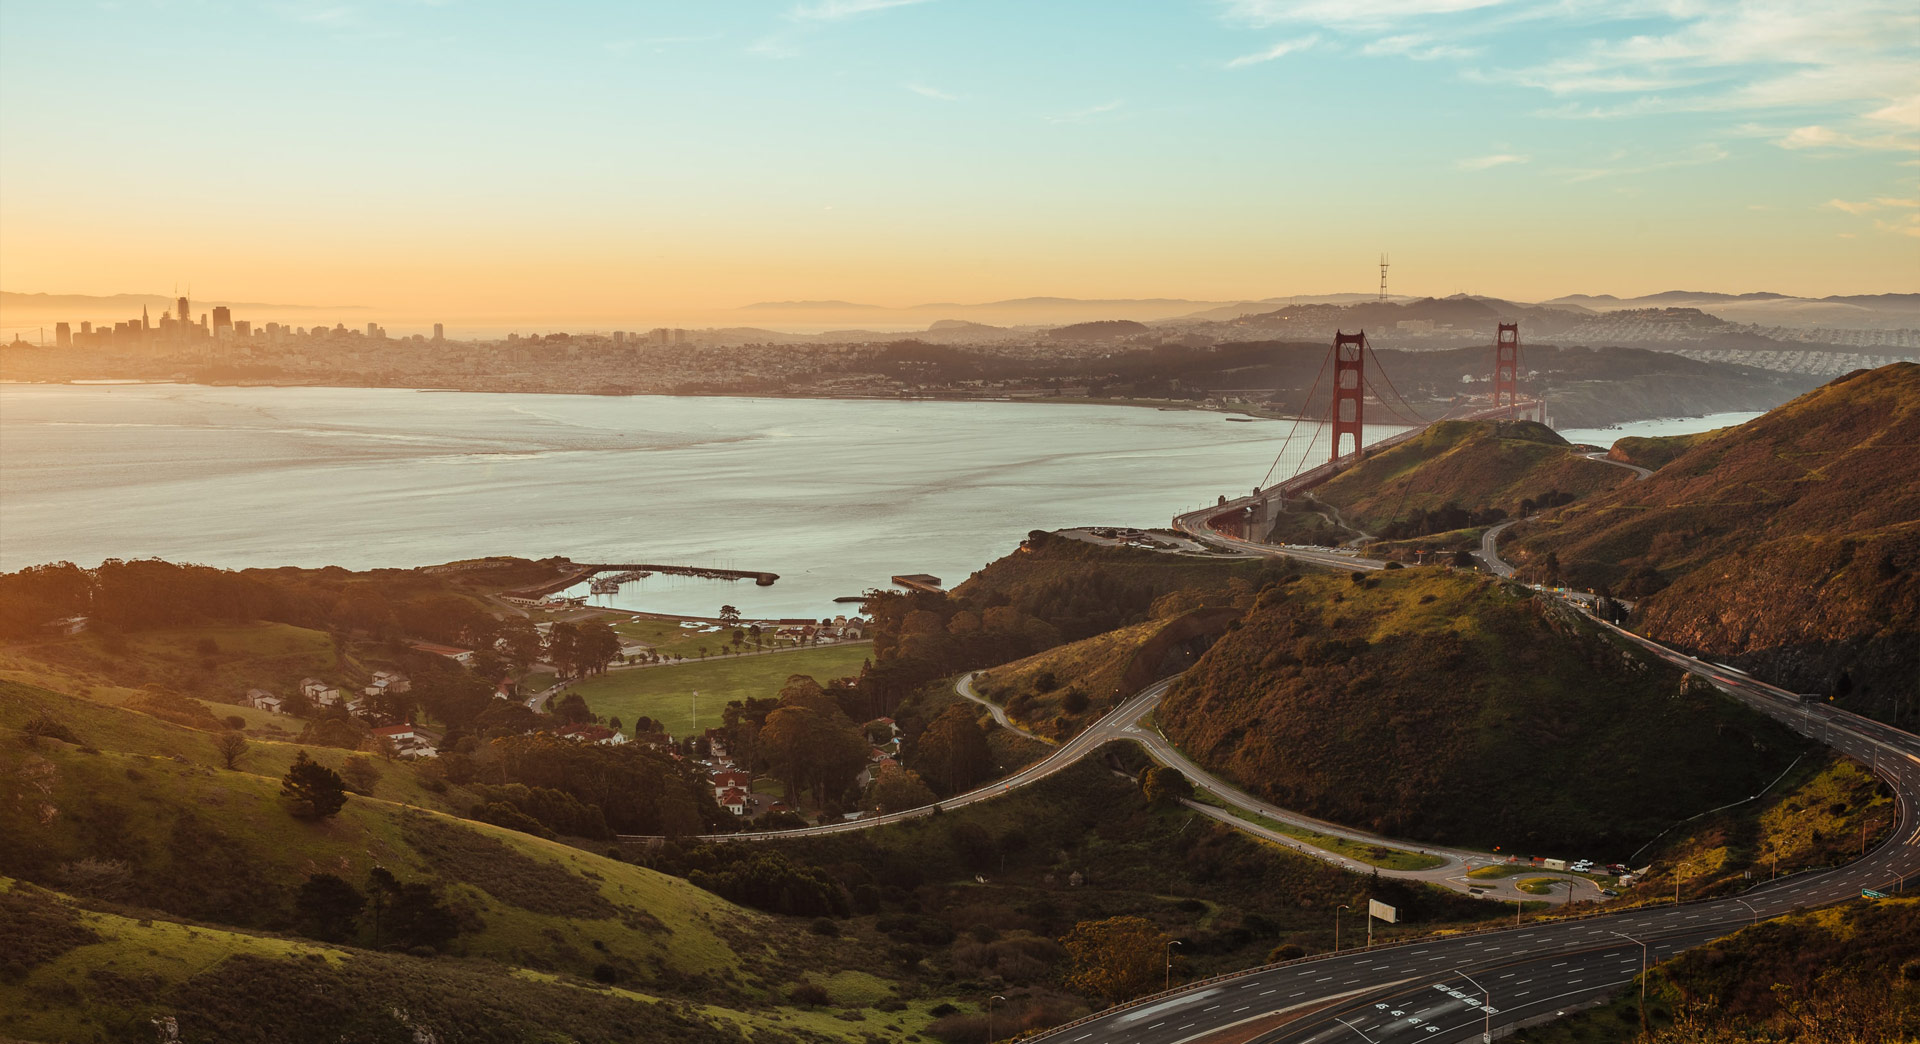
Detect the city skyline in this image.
<box><xmin>2</xmin><ymin>1</ymin><xmax>1915</xmax><ymax>320</ymax></box>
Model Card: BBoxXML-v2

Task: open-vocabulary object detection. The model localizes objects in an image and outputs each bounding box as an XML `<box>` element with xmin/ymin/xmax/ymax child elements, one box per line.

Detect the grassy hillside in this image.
<box><xmin>1510</xmin><ymin>898</ymin><xmax>1920</xmax><ymax>1044</ymax></box>
<box><xmin>0</xmin><ymin>877</ymin><xmax>957</xmax><ymax>1044</ymax></box>
<box><xmin>1156</xmin><ymin>570</ymin><xmax>1804</xmax><ymax>855</ymax></box>
<box><xmin>1606</xmin><ymin>427</ymin><xmax>1728</xmax><ymax>470</ymax></box>
<box><xmin>972</xmin><ymin>618</ymin><xmax>1167</xmax><ymax>738</ymax></box>
<box><xmin>0</xmin><ymin>621</ymin><xmax>339</xmax><ymax>709</ymax></box>
<box><xmin>1511</xmin><ymin>363</ymin><xmax>1920</xmax><ymax>721</ymax></box>
<box><xmin>0</xmin><ymin>678</ymin><xmax>958</xmax><ymax>1039</ymax></box>
<box><xmin>1265</xmin><ymin>420</ymin><xmax>1630</xmax><ymax>545</ymax></box>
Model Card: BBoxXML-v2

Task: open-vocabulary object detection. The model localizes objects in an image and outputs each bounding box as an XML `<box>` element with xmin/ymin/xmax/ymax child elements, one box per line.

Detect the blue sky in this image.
<box><xmin>1</xmin><ymin>0</ymin><xmax>1914</xmax><ymax>316</ymax></box>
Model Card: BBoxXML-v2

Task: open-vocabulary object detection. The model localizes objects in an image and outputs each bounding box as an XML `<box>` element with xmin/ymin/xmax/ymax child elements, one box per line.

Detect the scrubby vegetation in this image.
<box><xmin>1264</xmin><ymin>420</ymin><xmax>1629</xmax><ymax>547</ymax></box>
<box><xmin>1157</xmin><ymin>569</ymin><xmax>1804</xmax><ymax>855</ymax></box>
<box><xmin>1511</xmin><ymin>363</ymin><xmax>1920</xmax><ymax>723</ymax></box>
<box><xmin>1511</xmin><ymin>898</ymin><xmax>1920</xmax><ymax>1044</ymax></box>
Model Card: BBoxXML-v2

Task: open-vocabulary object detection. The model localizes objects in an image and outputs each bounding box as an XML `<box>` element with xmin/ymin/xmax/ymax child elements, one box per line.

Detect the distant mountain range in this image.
<box><xmin>1</xmin><ymin>292</ymin><xmax>365</xmax><ymax>316</ymax></box>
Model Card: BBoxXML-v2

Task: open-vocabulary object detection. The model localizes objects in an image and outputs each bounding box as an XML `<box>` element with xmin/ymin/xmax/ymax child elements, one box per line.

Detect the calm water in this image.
<box><xmin>1555</xmin><ymin>411</ymin><xmax>1764</xmax><ymax>449</ymax></box>
<box><xmin>1</xmin><ymin>383</ymin><xmax>1409</xmax><ymax>619</ymax></box>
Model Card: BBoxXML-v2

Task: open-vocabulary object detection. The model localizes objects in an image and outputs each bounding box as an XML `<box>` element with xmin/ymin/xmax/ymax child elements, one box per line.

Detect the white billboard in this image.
<box><xmin>1368</xmin><ymin>899</ymin><xmax>1398</xmax><ymax>924</ymax></box>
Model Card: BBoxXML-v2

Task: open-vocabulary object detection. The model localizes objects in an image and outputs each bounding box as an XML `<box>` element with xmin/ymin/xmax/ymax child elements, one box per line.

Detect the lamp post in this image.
<box><xmin>1611</xmin><ymin>930</ymin><xmax>1649</xmax><ymax>1034</ymax></box>
<box><xmin>987</xmin><ymin>995</ymin><xmax>1004</xmax><ymax>1043</ymax></box>
<box><xmin>1733</xmin><ymin>898</ymin><xmax>1759</xmax><ymax>926</ymax></box>
<box><xmin>1165</xmin><ymin>940</ymin><xmax>1182</xmax><ymax>991</ymax></box>
<box><xmin>1457</xmin><ymin>969</ymin><xmax>1493</xmax><ymax>1044</ymax></box>
<box><xmin>1335</xmin><ymin>905</ymin><xmax>1350</xmax><ymax>953</ymax></box>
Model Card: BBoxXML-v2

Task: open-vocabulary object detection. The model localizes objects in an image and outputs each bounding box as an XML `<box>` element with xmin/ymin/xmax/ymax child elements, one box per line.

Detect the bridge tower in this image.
<box><xmin>1331</xmin><ymin>330</ymin><xmax>1366</xmax><ymax>462</ymax></box>
<box><xmin>1493</xmin><ymin>322</ymin><xmax>1520</xmax><ymax>408</ymax></box>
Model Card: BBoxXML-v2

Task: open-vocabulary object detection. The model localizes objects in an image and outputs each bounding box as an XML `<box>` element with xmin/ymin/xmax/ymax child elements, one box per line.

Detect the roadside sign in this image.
<box><xmin>1863</xmin><ymin>888</ymin><xmax>1888</xmax><ymax>899</ymax></box>
<box><xmin>1369</xmin><ymin>899</ymin><xmax>1399</xmax><ymax>923</ymax></box>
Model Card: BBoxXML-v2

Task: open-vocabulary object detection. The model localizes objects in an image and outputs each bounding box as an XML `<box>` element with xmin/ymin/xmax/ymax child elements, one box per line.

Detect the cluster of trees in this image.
<box><xmin>293</xmin><ymin>867</ymin><xmax>461</xmax><ymax>952</ymax></box>
<box><xmin>731</xmin><ymin>676</ymin><xmax>871</xmax><ymax>809</ymax></box>
<box><xmin>1376</xmin><ymin>502</ymin><xmax>1509</xmax><ymax>541</ymax></box>
<box><xmin>685</xmin><ymin>851</ymin><xmax>849</xmax><ymax>917</ymax></box>
<box><xmin>468</xmin><ymin>783</ymin><xmax>612</xmax><ymax>840</ymax></box>
<box><xmin>442</xmin><ymin>732</ymin><xmax>717</xmax><ymax>836</ymax></box>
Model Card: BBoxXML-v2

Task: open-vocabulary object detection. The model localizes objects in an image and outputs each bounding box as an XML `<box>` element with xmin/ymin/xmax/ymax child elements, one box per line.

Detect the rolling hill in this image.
<box><xmin>0</xmin><ymin>680</ymin><xmax>943</xmax><ymax>1042</ymax></box>
<box><xmin>1509</xmin><ymin>363</ymin><xmax>1920</xmax><ymax>720</ymax></box>
<box><xmin>1155</xmin><ymin>570</ymin><xmax>1803</xmax><ymax>855</ymax></box>
<box><xmin>1265</xmin><ymin>420</ymin><xmax>1630</xmax><ymax>546</ymax></box>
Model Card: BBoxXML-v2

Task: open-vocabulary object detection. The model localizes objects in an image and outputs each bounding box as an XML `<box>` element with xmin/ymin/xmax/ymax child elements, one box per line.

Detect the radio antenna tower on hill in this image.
<box><xmin>1378</xmin><ymin>253</ymin><xmax>1389</xmax><ymax>301</ymax></box>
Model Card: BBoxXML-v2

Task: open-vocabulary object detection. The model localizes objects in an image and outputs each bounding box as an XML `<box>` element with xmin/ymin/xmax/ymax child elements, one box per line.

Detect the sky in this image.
<box><xmin>1</xmin><ymin>0</ymin><xmax>1915</xmax><ymax>327</ymax></box>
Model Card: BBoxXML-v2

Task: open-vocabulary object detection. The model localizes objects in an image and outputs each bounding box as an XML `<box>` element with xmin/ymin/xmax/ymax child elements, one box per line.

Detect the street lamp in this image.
<box><xmin>1457</xmin><ymin>969</ymin><xmax>1493</xmax><ymax>1044</ymax></box>
<box><xmin>1611</xmin><ymin>930</ymin><xmax>1649</xmax><ymax>1034</ymax></box>
<box><xmin>1733</xmin><ymin>898</ymin><xmax>1760</xmax><ymax>926</ymax></box>
<box><xmin>1165</xmin><ymin>940</ymin><xmax>1182</xmax><ymax>991</ymax></box>
<box><xmin>987</xmin><ymin>995</ymin><xmax>1005</xmax><ymax>1043</ymax></box>
<box><xmin>1335</xmin><ymin>904</ymin><xmax>1350</xmax><ymax>953</ymax></box>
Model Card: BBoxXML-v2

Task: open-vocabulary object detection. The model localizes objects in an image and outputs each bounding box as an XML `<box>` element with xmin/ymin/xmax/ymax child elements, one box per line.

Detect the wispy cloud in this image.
<box><xmin>1226</xmin><ymin>34</ymin><xmax>1319</xmax><ymax>67</ymax></box>
<box><xmin>1046</xmin><ymin>99</ymin><xmax>1125</xmax><ymax>123</ymax></box>
<box><xmin>1457</xmin><ymin>152</ymin><xmax>1528</xmax><ymax>170</ymax></box>
<box><xmin>1560</xmin><ymin>143</ymin><xmax>1729</xmax><ymax>182</ymax></box>
<box><xmin>1827</xmin><ymin>198</ymin><xmax>1880</xmax><ymax>214</ymax></box>
<box><xmin>1217</xmin><ymin>0</ymin><xmax>1920</xmax><ymax>151</ymax></box>
<box><xmin>792</xmin><ymin>0</ymin><xmax>930</xmax><ymax>20</ymax></box>
<box><xmin>904</xmin><ymin>82</ymin><xmax>959</xmax><ymax>101</ymax></box>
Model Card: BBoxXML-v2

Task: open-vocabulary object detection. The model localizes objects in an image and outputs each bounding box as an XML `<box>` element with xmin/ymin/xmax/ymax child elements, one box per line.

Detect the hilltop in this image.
<box><xmin>1156</xmin><ymin>570</ymin><xmax>1803</xmax><ymax>855</ymax></box>
<box><xmin>1510</xmin><ymin>363</ymin><xmax>1920</xmax><ymax>720</ymax></box>
<box><xmin>1265</xmin><ymin>419</ymin><xmax>1630</xmax><ymax>546</ymax></box>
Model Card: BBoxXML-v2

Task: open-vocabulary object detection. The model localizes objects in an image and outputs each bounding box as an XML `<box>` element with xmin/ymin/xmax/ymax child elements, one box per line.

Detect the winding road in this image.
<box><xmin>1028</xmin><ymin>472</ymin><xmax>1918</xmax><ymax>1044</ymax></box>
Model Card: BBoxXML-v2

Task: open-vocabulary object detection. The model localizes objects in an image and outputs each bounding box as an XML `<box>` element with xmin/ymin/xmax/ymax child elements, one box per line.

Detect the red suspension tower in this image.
<box><xmin>1331</xmin><ymin>330</ymin><xmax>1366</xmax><ymax>462</ymax></box>
<box><xmin>1493</xmin><ymin>322</ymin><xmax>1520</xmax><ymax>408</ymax></box>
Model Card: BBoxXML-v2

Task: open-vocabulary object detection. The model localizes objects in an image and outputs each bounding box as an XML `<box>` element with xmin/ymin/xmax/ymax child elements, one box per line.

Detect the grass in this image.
<box><xmin>563</xmin><ymin>643</ymin><xmax>871</xmax><ymax>736</ymax></box>
<box><xmin>1188</xmin><ymin>789</ymin><xmax>1449</xmax><ymax>872</ymax></box>
<box><xmin>1516</xmin><ymin>878</ymin><xmax>1561</xmax><ymax>895</ymax></box>
<box><xmin>0</xmin><ymin>621</ymin><xmax>339</xmax><ymax>711</ymax></box>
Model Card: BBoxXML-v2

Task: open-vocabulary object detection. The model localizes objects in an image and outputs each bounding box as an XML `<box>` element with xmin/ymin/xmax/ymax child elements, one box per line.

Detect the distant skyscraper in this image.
<box><xmin>55</xmin><ymin>322</ymin><xmax>71</xmax><ymax>347</ymax></box>
<box><xmin>80</xmin><ymin>321</ymin><xmax>93</xmax><ymax>335</ymax></box>
<box><xmin>432</xmin><ymin>322</ymin><xmax>444</xmax><ymax>341</ymax></box>
<box><xmin>142</xmin><ymin>305</ymin><xmax>150</xmax><ymax>329</ymax></box>
<box><xmin>235</xmin><ymin>320</ymin><xmax>250</xmax><ymax>336</ymax></box>
<box><xmin>212</xmin><ymin>306</ymin><xmax>232</xmax><ymax>335</ymax></box>
<box><xmin>177</xmin><ymin>296</ymin><xmax>190</xmax><ymax>323</ymax></box>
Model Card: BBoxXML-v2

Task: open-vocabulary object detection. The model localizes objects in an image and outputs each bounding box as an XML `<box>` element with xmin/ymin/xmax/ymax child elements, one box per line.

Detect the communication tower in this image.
<box><xmin>1378</xmin><ymin>253</ymin><xmax>1390</xmax><ymax>302</ymax></box>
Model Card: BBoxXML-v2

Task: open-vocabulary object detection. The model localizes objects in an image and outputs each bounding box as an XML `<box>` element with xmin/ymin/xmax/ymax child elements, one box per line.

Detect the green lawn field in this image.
<box><xmin>563</xmin><ymin>643</ymin><xmax>871</xmax><ymax>737</ymax></box>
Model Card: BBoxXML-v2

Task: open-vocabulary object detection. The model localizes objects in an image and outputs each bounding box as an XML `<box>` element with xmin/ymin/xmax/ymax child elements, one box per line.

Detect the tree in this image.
<box><xmin>576</xmin><ymin>620</ymin><xmax>622</xmax><ymax>675</ymax></box>
<box><xmin>913</xmin><ymin>705</ymin><xmax>991</xmax><ymax>795</ymax></box>
<box><xmin>718</xmin><ymin>605</ymin><xmax>742</xmax><ymax>627</ymax></box>
<box><xmin>1140</xmin><ymin>766</ymin><xmax>1194</xmax><ymax>806</ymax></box>
<box><xmin>1451</xmin><ymin>549</ymin><xmax>1477</xmax><ymax>569</ymax></box>
<box><xmin>281</xmin><ymin>751</ymin><xmax>349</xmax><ymax>819</ymax></box>
<box><xmin>214</xmin><ymin>731</ymin><xmax>250</xmax><ymax>770</ymax></box>
<box><xmin>1060</xmin><ymin>915</ymin><xmax>1171</xmax><ymax>1003</ymax></box>
<box><xmin>868</xmin><ymin>762</ymin><xmax>936</xmax><ymax>813</ymax></box>
<box><xmin>386</xmin><ymin>881</ymin><xmax>460</xmax><ymax>951</ymax></box>
<box><xmin>295</xmin><ymin>873</ymin><xmax>365</xmax><ymax>942</ymax></box>
<box><xmin>760</xmin><ymin>704</ymin><xmax>869</xmax><ymax>805</ymax></box>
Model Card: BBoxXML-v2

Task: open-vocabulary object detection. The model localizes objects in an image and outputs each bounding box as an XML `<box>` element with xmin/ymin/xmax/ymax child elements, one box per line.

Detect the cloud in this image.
<box><xmin>1875</xmin><ymin>197</ymin><xmax>1920</xmax><ymax>207</ymax></box>
<box><xmin>1779</xmin><ymin>124</ymin><xmax>1920</xmax><ymax>151</ymax></box>
<box><xmin>1217</xmin><ymin>0</ymin><xmax>1920</xmax><ymax>147</ymax></box>
<box><xmin>1457</xmin><ymin>152</ymin><xmax>1529</xmax><ymax>170</ymax></box>
<box><xmin>1045</xmin><ymin>100</ymin><xmax>1125</xmax><ymax>123</ymax></box>
<box><xmin>1560</xmin><ymin>143</ymin><xmax>1728</xmax><ymax>182</ymax></box>
<box><xmin>1226</xmin><ymin>34</ymin><xmax>1320</xmax><ymax>67</ymax></box>
<box><xmin>904</xmin><ymin>82</ymin><xmax>958</xmax><ymax>101</ymax></box>
<box><xmin>1826</xmin><ymin>198</ymin><xmax>1879</xmax><ymax>214</ymax></box>
<box><xmin>792</xmin><ymin>0</ymin><xmax>930</xmax><ymax>20</ymax></box>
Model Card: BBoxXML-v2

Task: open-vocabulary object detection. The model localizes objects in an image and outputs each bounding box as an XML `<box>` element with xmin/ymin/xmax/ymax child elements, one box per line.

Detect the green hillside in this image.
<box><xmin>1156</xmin><ymin>570</ymin><xmax>1804</xmax><ymax>855</ymax></box>
<box><xmin>1606</xmin><ymin>427</ymin><xmax>1728</xmax><ymax>470</ymax></box>
<box><xmin>0</xmin><ymin>679</ymin><xmax>947</xmax><ymax>1041</ymax></box>
<box><xmin>1265</xmin><ymin>419</ymin><xmax>1630</xmax><ymax>545</ymax></box>
<box><xmin>1510</xmin><ymin>362</ymin><xmax>1920</xmax><ymax>721</ymax></box>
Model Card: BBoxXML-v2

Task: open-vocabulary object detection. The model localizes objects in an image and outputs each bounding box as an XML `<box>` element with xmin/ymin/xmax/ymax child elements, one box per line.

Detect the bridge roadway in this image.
<box><xmin>1030</xmin><ymin>514</ymin><xmax>1918</xmax><ymax>1043</ymax></box>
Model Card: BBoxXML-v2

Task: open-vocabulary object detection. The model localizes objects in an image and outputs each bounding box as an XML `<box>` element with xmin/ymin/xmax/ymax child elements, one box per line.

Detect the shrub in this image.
<box><xmin>809</xmin><ymin>917</ymin><xmax>841</xmax><ymax>937</ymax></box>
<box><xmin>789</xmin><ymin>982</ymin><xmax>831</xmax><ymax>1007</ymax></box>
<box><xmin>22</xmin><ymin>715</ymin><xmax>80</xmax><ymax>745</ymax></box>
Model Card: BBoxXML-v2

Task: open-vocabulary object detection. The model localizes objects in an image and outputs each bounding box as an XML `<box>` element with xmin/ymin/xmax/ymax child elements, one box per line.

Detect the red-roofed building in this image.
<box><xmin>718</xmin><ymin>787</ymin><xmax>749</xmax><ymax>815</ymax></box>
<box><xmin>711</xmin><ymin>770</ymin><xmax>751</xmax><ymax>790</ymax></box>
<box><xmin>371</xmin><ymin>724</ymin><xmax>417</xmax><ymax>743</ymax></box>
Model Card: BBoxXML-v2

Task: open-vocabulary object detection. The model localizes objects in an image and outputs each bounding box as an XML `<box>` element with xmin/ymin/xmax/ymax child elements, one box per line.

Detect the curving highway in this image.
<box><xmin>1030</xmin><ymin>496</ymin><xmax>1918</xmax><ymax>1044</ymax></box>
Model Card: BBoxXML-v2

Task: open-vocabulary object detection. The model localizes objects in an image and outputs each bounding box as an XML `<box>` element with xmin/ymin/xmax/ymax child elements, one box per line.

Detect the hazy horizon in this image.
<box><xmin>3</xmin><ymin>2</ymin><xmax>1914</xmax><ymax>323</ymax></box>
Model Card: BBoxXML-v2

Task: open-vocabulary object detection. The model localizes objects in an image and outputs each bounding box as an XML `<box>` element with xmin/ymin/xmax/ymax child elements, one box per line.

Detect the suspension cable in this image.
<box><xmin>1262</xmin><ymin>344</ymin><xmax>1331</xmax><ymax>488</ymax></box>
